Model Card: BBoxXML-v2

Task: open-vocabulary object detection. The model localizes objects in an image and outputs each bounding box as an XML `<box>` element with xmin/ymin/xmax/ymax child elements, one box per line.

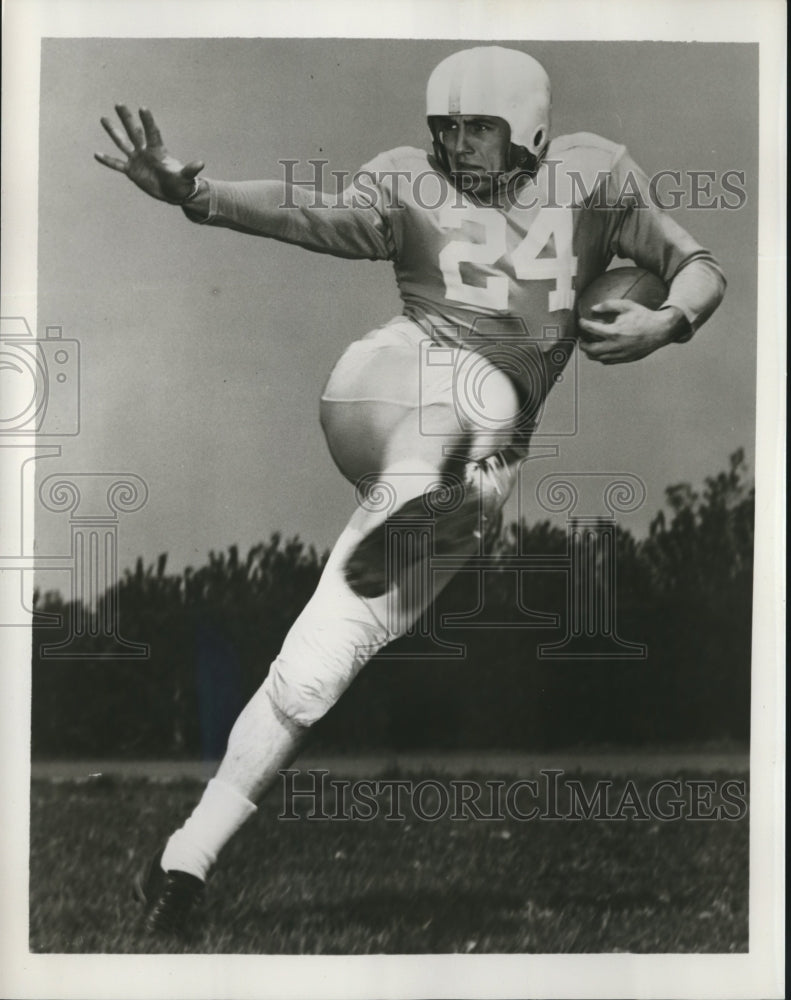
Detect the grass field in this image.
<box><xmin>29</xmin><ymin>767</ymin><xmax>748</xmax><ymax>954</ymax></box>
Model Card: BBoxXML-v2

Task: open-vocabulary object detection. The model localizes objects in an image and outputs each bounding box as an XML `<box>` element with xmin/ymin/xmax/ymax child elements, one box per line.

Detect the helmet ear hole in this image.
<box><xmin>532</xmin><ymin>127</ymin><xmax>545</xmax><ymax>152</ymax></box>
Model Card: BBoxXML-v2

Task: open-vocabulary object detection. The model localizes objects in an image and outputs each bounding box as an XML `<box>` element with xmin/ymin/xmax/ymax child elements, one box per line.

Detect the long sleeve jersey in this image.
<box><xmin>183</xmin><ymin>133</ymin><xmax>725</xmax><ymax>407</ymax></box>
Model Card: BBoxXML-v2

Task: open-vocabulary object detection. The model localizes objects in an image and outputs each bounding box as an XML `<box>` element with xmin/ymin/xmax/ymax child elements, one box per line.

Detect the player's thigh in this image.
<box><xmin>320</xmin><ymin>397</ymin><xmax>415</xmax><ymax>484</ymax></box>
<box><xmin>320</xmin><ymin>322</ymin><xmax>455</xmax><ymax>483</ymax></box>
<box><xmin>320</xmin><ymin>321</ymin><xmax>523</xmax><ymax>480</ymax></box>
<box><xmin>263</xmin><ymin>502</ymin><xmax>456</xmax><ymax>726</ymax></box>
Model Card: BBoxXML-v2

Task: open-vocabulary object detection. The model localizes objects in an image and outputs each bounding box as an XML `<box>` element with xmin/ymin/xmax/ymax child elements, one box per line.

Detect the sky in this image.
<box><xmin>32</xmin><ymin>37</ymin><xmax>759</xmax><ymax>589</ymax></box>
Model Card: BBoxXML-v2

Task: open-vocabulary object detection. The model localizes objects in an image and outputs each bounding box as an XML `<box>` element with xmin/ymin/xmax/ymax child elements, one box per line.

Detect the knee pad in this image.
<box><xmin>262</xmin><ymin>597</ymin><xmax>391</xmax><ymax>727</ymax></box>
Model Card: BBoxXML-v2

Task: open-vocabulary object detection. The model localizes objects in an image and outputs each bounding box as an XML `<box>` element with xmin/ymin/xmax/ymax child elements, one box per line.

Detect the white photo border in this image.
<box><xmin>1</xmin><ymin>1</ymin><xmax>785</xmax><ymax>998</ymax></box>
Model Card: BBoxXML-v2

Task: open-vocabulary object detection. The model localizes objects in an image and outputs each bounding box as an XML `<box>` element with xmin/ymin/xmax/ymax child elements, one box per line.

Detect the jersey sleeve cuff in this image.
<box><xmin>662</xmin><ymin>259</ymin><xmax>727</xmax><ymax>340</ymax></box>
<box><xmin>658</xmin><ymin>302</ymin><xmax>695</xmax><ymax>343</ymax></box>
<box><xmin>181</xmin><ymin>179</ymin><xmax>216</xmax><ymax>223</ymax></box>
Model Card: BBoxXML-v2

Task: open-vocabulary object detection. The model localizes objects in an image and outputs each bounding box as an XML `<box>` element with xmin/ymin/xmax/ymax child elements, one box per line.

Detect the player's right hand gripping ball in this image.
<box><xmin>576</xmin><ymin>266</ymin><xmax>668</xmax><ymax>324</ymax></box>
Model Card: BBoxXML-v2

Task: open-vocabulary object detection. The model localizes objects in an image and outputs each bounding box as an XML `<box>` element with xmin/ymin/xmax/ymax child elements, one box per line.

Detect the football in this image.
<box><xmin>576</xmin><ymin>267</ymin><xmax>668</xmax><ymax>323</ymax></box>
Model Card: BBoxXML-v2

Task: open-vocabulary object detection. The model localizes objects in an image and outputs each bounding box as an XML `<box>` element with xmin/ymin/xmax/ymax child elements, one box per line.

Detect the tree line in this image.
<box><xmin>32</xmin><ymin>450</ymin><xmax>754</xmax><ymax>756</ymax></box>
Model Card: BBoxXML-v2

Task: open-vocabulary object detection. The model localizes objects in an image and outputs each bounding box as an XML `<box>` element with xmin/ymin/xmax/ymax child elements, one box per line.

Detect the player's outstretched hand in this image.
<box><xmin>578</xmin><ymin>300</ymin><xmax>687</xmax><ymax>364</ymax></box>
<box><xmin>94</xmin><ymin>106</ymin><xmax>205</xmax><ymax>204</ymax></box>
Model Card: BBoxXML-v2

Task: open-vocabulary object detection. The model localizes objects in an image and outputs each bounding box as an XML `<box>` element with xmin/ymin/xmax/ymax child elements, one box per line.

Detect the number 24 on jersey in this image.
<box><xmin>438</xmin><ymin>206</ymin><xmax>578</xmax><ymax>313</ymax></box>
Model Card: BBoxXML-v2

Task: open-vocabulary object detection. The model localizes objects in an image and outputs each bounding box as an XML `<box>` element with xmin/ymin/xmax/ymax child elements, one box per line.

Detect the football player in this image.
<box><xmin>96</xmin><ymin>45</ymin><xmax>725</xmax><ymax>936</ymax></box>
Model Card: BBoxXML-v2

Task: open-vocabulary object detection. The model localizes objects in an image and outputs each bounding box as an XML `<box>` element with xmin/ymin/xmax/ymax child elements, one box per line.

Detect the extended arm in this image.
<box><xmin>96</xmin><ymin>107</ymin><xmax>393</xmax><ymax>262</ymax></box>
<box><xmin>180</xmin><ymin>177</ymin><xmax>394</xmax><ymax>261</ymax></box>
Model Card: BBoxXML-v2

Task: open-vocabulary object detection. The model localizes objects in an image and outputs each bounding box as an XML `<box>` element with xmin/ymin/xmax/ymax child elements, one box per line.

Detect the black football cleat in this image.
<box><xmin>134</xmin><ymin>849</ymin><xmax>205</xmax><ymax>938</ymax></box>
<box><xmin>344</xmin><ymin>477</ymin><xmax>486</xmax><ymax>598</ymax></box>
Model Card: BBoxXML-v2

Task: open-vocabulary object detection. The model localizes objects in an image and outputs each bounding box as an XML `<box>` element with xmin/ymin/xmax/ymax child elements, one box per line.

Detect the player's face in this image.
<box><xmin>435</xmin><ymin>115</ymin><xmax>511</xmax><ymax>195</ymax></box>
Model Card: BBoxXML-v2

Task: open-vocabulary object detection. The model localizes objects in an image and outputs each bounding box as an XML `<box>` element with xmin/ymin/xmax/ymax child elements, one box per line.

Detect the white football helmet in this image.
<box><xmin>426</xmin><ymin>46</ymin><xmax>551</xmax><ymax>177</ymax></box>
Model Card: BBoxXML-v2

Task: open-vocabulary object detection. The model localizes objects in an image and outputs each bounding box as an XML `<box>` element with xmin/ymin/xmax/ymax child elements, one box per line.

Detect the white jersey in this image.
<box><xmin>185</xmin><ymin>132</ymin><xmax>725</xmax><ymax>411</ymax></box>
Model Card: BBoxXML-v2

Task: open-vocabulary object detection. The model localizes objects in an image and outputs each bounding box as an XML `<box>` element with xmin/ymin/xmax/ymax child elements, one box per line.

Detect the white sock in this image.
<box><xmin>160</xmin><ymin>777</ymin><xmax>257</xmax><ymax>881</ymax></box>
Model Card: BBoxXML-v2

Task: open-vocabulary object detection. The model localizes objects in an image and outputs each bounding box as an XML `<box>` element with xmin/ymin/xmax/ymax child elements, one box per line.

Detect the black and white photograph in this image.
<box><xmin>0</xmin><ymin>1</ymin><xmax>785</xmax><ymax>997</ymax></box>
